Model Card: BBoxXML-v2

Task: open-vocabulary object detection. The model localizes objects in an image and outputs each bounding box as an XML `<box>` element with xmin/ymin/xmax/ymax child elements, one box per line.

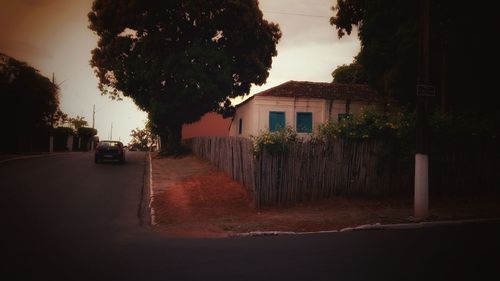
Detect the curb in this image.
<box><xmin>0</xmin><ymin>152</ymin><xmax>73</xmax><ymax>164</ymax></box>
<box><xmin>148</xmin><ymin>152</ymin><xmax>157</xmax><ymax>226</ymax></box>
<box><xmin>233</xmin><ymin>218</ymin><xmax>500</xmax><ymax>237</ymax></box>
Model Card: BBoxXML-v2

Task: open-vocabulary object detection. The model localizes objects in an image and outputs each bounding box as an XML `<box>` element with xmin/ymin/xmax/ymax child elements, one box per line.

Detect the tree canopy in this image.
<box><xmin>88</xmin><ymin>0</ymin><xmax>281</xmax><ymax>154</ymax></box>
<box><xmin>0</xmin><ymin>53</ymin><xmax>61</xmax><ymax>152</ymax></box>
<box><xmin>331</xmin><ymin>61</ymin><xmax>367</xmax><ymax>84</ymax></box>
<box><xmin>330</xmin><ymin>0</ymin><xmax>498</xmax><ymax>115</ymax></box>
<box><xmin>129</xmin><ymin>127</ymin><xmax>154</xmax><ymax>151</ymax></box>
<box><xmin>68</xmin><ymin>115</ymin><xmax>88</xmax><ymax>130</ymax></box>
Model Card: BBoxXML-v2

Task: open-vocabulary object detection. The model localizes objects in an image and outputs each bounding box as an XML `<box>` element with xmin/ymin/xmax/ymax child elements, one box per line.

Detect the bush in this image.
<box><xmin>251</xmin><ymin>126</ymin><xmax>299</xmax><ymax>155</ymax></box>
<box><xmin>429</xmin><ymin>110</ymin><xmax>500</xmax><ymax>138</ymax></box>
<box><xmin>313</xmin><ymin>107</ymin><xmax>414</xmax><ymax>142</ymax></box>
<box><xmin>77</xmin><ymin>127</ymin><xmax>97</xmax><ymax>138</ymax></box>
<box><xmin>52</xmin><ymin>126</ymin><xmax>75</xmax><ymax>136</ymax></box>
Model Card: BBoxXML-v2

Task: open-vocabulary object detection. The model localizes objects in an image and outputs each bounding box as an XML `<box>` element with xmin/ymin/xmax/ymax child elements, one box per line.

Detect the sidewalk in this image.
<box><xmin>0</xmin><ymin>152</ymin><xmax>57</xmax><ymax>164</ymax></box>
<box><xmin>149</xmin><ymin>152</ymin><xmax>500</xmax><ymax>238</ymax></box>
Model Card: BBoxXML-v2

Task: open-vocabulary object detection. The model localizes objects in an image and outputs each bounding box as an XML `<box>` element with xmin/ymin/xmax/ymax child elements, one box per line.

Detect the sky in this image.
<box><xmin>0</xmin><ymin>0</ymin><xmax>360</xmax><ymax>144</ymax></box>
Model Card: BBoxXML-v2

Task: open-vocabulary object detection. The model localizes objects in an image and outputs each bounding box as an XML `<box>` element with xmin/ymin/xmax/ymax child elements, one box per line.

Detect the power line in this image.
<box><xmin>263</xmin><ymin>10</ymin><xmax>330</xmax><ymax>18</ymax></box>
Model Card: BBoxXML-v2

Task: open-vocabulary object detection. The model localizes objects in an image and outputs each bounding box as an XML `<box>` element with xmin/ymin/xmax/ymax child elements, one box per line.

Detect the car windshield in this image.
<box><xmin>99</xmin><ymin>141</ymin><xmax>122</xmax><ymax>148</ymax></box>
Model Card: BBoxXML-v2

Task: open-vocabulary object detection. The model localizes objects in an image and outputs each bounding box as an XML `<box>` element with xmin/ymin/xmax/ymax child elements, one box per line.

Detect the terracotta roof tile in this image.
<box><xmin>256</xmin><ymin>80</ymin><xmax>382</xmax><ymax>102</ymax></box>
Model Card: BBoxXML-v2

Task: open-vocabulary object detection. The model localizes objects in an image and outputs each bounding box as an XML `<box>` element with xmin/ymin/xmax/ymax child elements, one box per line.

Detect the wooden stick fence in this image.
<box><xmin>186</xmin><ymin>137</ymin><xmax>415</xmax><ymax>207</ymax></box>
<box><xmin>186</xmin><ymin>136</ymin><xmax>499</xmax><ymax>207</ymax></box>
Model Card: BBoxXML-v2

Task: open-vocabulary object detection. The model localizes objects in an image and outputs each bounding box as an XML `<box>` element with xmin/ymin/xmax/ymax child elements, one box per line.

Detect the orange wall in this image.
<box><xmin>182</xmin><ymin>112</ymin><xmax>231</xmax><ymax>140</ymax></box>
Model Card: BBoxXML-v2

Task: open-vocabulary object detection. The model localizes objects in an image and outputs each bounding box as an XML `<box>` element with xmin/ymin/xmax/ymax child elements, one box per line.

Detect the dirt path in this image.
<box><xmin>150</xmin><ymin>153</ymin><xmax>500</xmax><ymax>238</ymax></box>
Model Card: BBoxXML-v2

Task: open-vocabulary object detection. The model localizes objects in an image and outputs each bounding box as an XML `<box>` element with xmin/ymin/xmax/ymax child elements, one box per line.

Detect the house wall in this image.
<box><xmin>229</xmin><ymin>98</ymin><xmax>257</xmax><ymax>138</ymax></box>
<box><xmin>326</xmin><ymin>99</ymin><xmax>347</xmax><ymax>121</ymax></box>
<box><xmin>182</xmin><ymin>112</ymin><xmax>231</xmax><ymax>140</ymax></box>
<box><xmin>255</xmin><ymin>96</ymin><xmax>325</xmax><ymax>138</ymax></box>
<box><xmin>230</xmin><ymin>96</ymin><xmax>383</xmax><ymax>138</ymax></box>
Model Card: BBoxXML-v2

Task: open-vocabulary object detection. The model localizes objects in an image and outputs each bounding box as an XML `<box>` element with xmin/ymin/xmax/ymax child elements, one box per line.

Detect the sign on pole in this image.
<box><xmin>416</xmin><ymin>84</ymin><xmax>435</xmax><ymax>97</ymax></box>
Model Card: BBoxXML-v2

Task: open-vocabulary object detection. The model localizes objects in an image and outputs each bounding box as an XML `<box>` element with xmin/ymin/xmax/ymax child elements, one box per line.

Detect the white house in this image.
<box><xmin>229</xmin><ymin>81</ymin><xmax>386</xmax><ymax>138</ymax></box>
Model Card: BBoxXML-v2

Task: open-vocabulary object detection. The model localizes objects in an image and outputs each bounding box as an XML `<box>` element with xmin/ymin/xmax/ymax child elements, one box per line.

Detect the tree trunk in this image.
<box><xmin>159</xmin><ymin>123</ymin><xmax>183</xmax><ymax>155</ymax></box>
<box><xmin>159</xmin><ymin>132</ymin><xmax>167</xmax><ymax>154</ymax></box>
<box><xmin>440</xmin><ymin>42</ymin><xmax>447</xmax><ymax>113</ymax></box>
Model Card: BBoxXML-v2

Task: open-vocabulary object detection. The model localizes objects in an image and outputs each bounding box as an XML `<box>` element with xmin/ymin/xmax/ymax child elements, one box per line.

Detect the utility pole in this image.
<box><xmin>415</xmin><ymin>0</ymin><xmax>433</xmax><ymax>220</ymax></box>
<box><xmin>110</xmin><ymin>122</ymin><xmax>113</xmax><ymax>140</ymax></box>
<box><xmin>92</xmin><ymin>104</ymin><xmax>95</xmax><ymax>129</ymax></box>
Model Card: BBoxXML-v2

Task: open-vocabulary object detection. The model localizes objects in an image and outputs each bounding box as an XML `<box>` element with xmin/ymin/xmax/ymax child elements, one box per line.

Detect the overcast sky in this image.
<box><xmin>0</xmin><ymin>0</ymin><xmax>359</xmax><ymax>144</ymax></box>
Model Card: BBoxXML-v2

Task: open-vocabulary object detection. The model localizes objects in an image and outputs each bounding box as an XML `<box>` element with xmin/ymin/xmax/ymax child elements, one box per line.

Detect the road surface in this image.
<box><xmin>1</xmin><ymin>152</ymin><xmax>499</xmax><ymax>280</ymax></box>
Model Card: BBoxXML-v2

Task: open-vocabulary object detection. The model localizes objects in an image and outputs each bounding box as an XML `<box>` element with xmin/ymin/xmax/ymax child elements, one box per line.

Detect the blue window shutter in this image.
<box><xmin>296</xmin><ymin>112</ymin><xmax>312</xmax><ymax>133</ymax></box>
<box><xmin>269</xmin><ymin>112</ymin><xmax>285</xmax><ymax>132</ymax></box>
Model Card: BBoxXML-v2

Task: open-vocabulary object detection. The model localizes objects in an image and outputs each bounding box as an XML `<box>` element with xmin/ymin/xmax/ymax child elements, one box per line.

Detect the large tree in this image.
<box><xmin>330</xmin><ymin>0</ymin><xmax>497</xmax><ymax>115</ymax></box>
<box><xmin>331</xmin><ymin>60</ymin><xmax>367</xmax><ymax>84</ymax></box>
<box><xmin>88</xmin><ymin>0</ymin><xmax>281</xmax><ymax>154</ymax></box>
<box><xmin>331</xmin><ymin>0</ymin><xmax>419</xmax><ymax>107</ymax></box>
<box><xmin>0</xmin><ymin>53</ymin><xmax>61</xmax><ymax>152</ymax></box>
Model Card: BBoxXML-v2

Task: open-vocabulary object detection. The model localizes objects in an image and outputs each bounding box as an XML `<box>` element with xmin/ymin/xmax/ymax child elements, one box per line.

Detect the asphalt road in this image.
<box><xmin>1</xmin><ymin>152</ymin><xmax>499</xmax><ymax>280</ymax></box>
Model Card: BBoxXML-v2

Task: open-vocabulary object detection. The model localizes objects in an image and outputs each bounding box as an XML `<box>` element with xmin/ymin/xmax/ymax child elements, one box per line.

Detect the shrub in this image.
<box><xmin>52</xmin><ymin>126</ymin><xmax>75</xmax><ymax>136</ymax></box>
<box><xmin>77</xmin><ymin>127</ymin><xmax>98</xmax><ymax>138</ymax></box>
<box><xmin>313</xmin><ymin>106</ymin><xmax>414</xmax><ymax>142</ymax></box>
<box><xmin>251</xmin><ymin>126</ymin><xmax>299</xmax><ymax>155</ymax></box>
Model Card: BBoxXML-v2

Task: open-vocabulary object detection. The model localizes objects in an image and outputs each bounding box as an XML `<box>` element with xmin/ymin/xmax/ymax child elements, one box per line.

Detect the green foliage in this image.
<box><xmin>330</xmin><ymin>1</ymin><xmax>498</xmax><ymax>114</ymax></box>
<box><xmin>1</xmin><ymin>53</ymin><xmax>60</xmax><ymax>129</ymax></box>
<box><xmin>313</xmin><ymin>107</ymin><xmax>414</xmax><ymax>142</ymax></box>
<box><xmin>331</xmin><ymin>62</ymin><xmax>367</xmax><ymax>84</ymax></box>
<box><xmin>88</xmin><ymin>0</ymin><xmax>281</xmax><ymax>154</ymax></box>
<box><xmin>77</xmin><ymin>127</ymin><xmax>98</xmax><ymax>138</ymax></box>
<box><xmin>331</xmin><ymin>0</ymin><xmax>418</xmax><ymax>106</ymax></box>
<box><xmin>129</xmin><ymin>127</ymin><xmax>154</xmax><ymax>151</ymax></box>
<box><xmin>313</xmin><ymin>107</ymin><xmax>499</xmax><ymax>144</ymax></box>
<box><xmin>429</xmin><ymin>111</ymin><xmax>500</xmax><ymax>139</ymax></box>
<box><xmin>251</xmin><ymin>126</ymin><xmax>298</xmax><ymax>156</ymax></box>
<box><xmin>69</xmin><ymin>116</ymin><xmax>88</xmax><ymax>130</ymax></box>
<box><xmin>52</xmin><ymin>110</ymin><xmax>69</xmax><ymax>127</ymax></box>
<box><xmin>1</xmin><ymin>53</ymin><xmax>63</xmax><ymax>152</ymax></box>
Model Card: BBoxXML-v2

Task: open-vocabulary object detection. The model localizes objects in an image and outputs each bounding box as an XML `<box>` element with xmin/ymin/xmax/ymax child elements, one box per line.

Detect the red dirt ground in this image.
<box><xmin>150</xmin><ymin>153</ymin><xmax>500</xmax><ymax>238</ymax></box>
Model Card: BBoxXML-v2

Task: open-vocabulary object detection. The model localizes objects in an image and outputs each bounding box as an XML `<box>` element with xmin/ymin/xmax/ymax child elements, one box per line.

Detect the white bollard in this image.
<box><xmin>414</xmin><ymin>153</ymin><xmax>429</xmax><ymax>219</ymax></box>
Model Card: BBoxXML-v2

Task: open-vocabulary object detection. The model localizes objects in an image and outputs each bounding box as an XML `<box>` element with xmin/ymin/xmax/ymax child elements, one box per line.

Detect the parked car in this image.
<box><xmin>95</xmin><ymin>140</ymin><xmax>125</xmax><ymax>164</ymax></box>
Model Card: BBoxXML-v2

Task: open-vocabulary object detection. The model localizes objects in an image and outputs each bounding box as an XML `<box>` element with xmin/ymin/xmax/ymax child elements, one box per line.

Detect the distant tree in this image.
<box><xmin>129</xmin><ymin>127</ymin><xmax>153</xmax><ymax>151</ymax></box>
<box><xmin>0</xmin><ymin>53</ymin><xmax>61</xmax><ymax>152</ymax></box>
<box><xmin>88</xmin><ymin>0</ymin><xmax>281</xmax><ymax>154</ymax></box>
<box><xmin>51</xmin><ymin>109</ymin><xmax>69</xmax><ymax>128</ymax></box>
<box><xmin>68</xmin><ymin>115</ymin><xmax>88</xmax><ymax>130</ymax></box>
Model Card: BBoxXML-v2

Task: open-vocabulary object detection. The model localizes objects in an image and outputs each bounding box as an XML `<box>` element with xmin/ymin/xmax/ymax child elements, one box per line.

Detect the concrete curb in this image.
<box><xmin>233</xmin><ymin>218</ymin><xmax>500</xmax><ymax>237</ymax></box>
<box><xmin>148</xmin><ymin>152</ymin><xmax>157</xmax><ymax>226</ymax></box>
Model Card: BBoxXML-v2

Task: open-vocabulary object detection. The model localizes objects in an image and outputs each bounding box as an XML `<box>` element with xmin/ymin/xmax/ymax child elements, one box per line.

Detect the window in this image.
<box><xmin>338</xmin><ymin>113</ymin><xmax>353</xmax><ymax>122</ymax></box>
<box><xmin>296</xmin><ymin>112</ymin><xmax>312</xmax><ymax>133</ymax></box>
<box><xmin>269</xmin><ymin>111</ymin><xmax>285</xmax><ymax>132</ymax></box>
<box><xmin>238</xmin><ymin>118</ymin><xmax>242</xmax><ymax>135</ymax></box>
